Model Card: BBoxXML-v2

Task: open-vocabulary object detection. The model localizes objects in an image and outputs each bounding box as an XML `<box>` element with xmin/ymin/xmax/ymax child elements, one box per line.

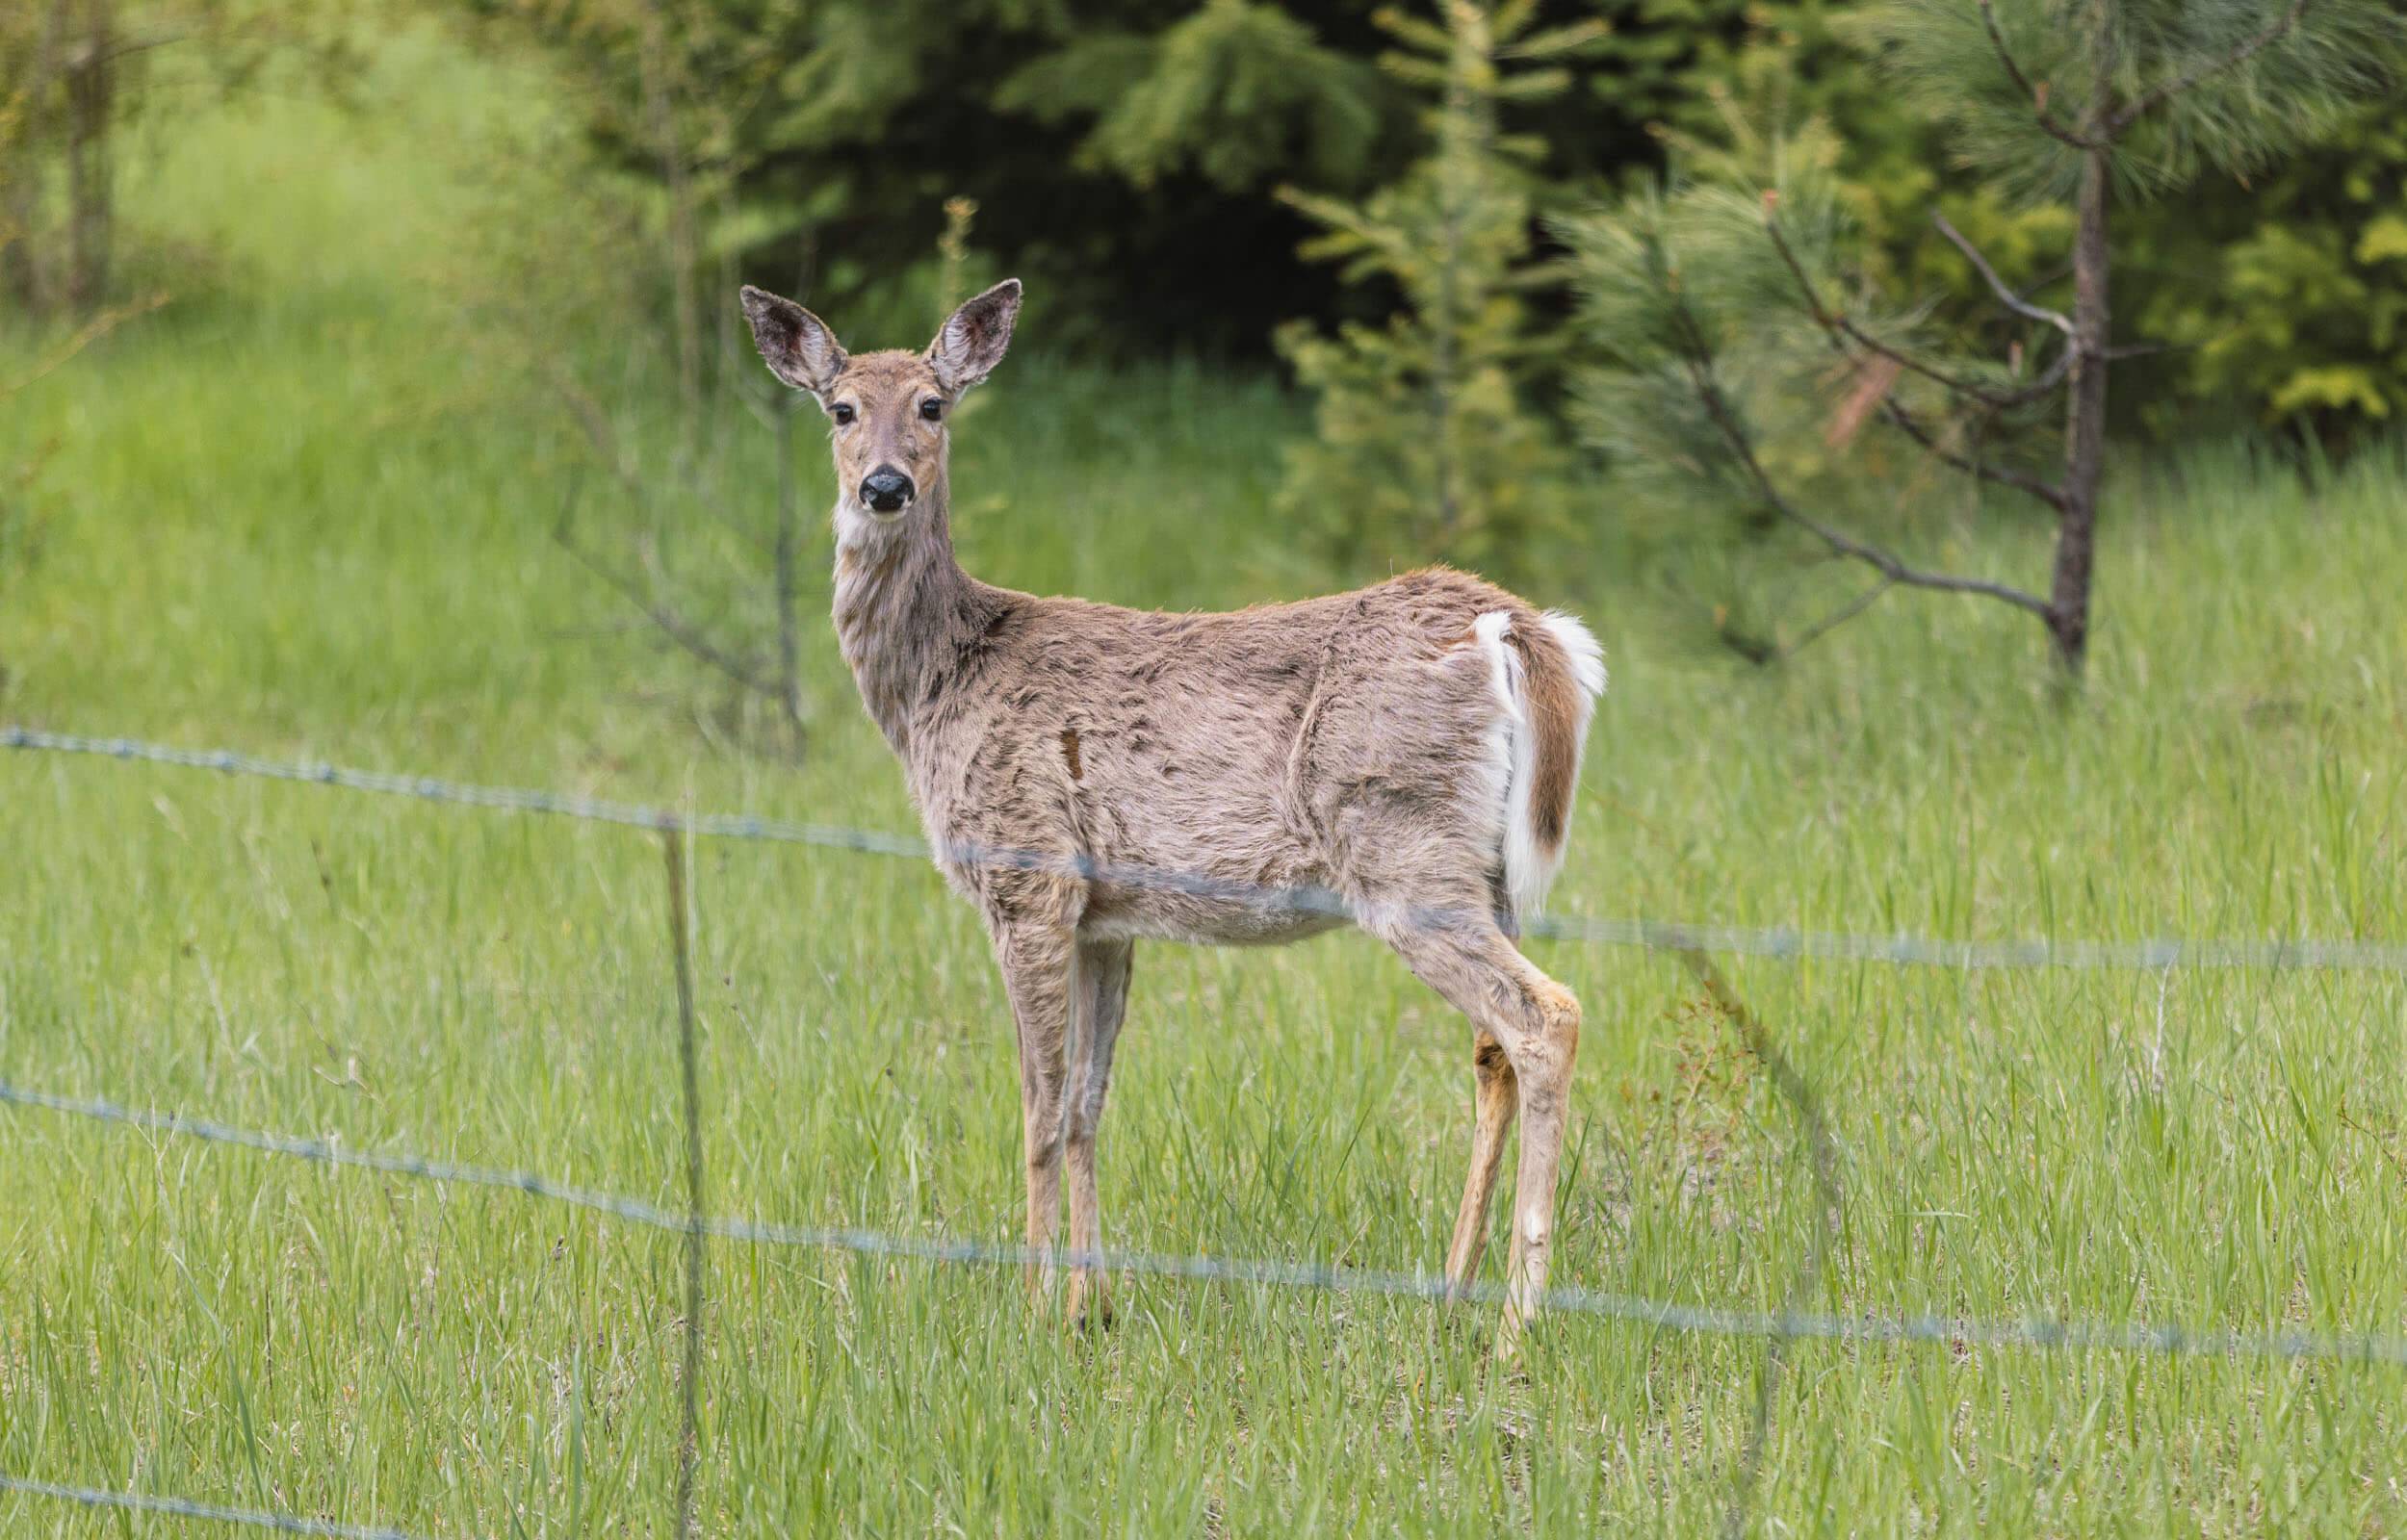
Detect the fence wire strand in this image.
<box><xmin>8</xmin><ymin>1077</ymin><xmax>2405</xmax><ymax>1368</ymax></box>
<box><xmin>0</xmin><ymin>1474</ymin><xmax>425</xmax><ymax>1540</ymax></box>
<box><xmin>8</xmin><ymin>725</ymin><xmax>2403</xmax><ymax>973</ymax></box>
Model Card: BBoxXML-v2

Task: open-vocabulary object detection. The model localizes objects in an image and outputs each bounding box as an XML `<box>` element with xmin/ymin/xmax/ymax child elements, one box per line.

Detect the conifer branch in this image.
<box><xmin>1975</xmin><ymin>0</ymin><xmax>2105</xmax><ymax>149</ymax></box>
<box><xmin>1764</xmin><ymin>215</ymin><xmax>2036</xmax><ymax>410</ymax></box>
<box><xmin>1762</xmin><ymin>215</ymin><xmax>2068</xmax><ymax>510</ymax></box>
<box><xmin>2108</xmin><ymin>0</ymin><xmax>2314</xmax><ymax>136</ymax></box>
<box><xmin>1661</xmin><ymin>297</ymin><xmax>2054</xmax><ymax>619</ymax></box>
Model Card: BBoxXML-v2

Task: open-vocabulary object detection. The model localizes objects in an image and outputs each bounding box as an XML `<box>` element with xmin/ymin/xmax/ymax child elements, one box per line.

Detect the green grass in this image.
<box><xmin>4</xmin><ymin>32</ymin><xmax>2407</xmax><ymax>1538</ymax></box>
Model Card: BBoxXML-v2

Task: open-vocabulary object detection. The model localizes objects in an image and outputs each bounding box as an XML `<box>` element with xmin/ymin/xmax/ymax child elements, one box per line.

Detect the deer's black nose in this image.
<box><xmin>861</xmin><ymin>467</ymin><xmax>914</xmax><ymax>512</ymax></box>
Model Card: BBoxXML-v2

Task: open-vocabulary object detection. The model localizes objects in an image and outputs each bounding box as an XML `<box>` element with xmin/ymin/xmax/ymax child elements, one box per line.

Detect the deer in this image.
<box><xmin>740</xmin><ymin>276</ymin><xmax>1606</xmax><ymax>1348</ymax></box>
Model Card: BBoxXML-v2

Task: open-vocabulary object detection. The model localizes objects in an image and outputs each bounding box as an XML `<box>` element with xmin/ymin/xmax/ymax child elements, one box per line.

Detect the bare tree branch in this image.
<box><xmin>547</xmin><ymin>363</ymin><xmax>650</xmax><ymax>500</ymax></box>
<box><xmin>1870</xmin><ymin>390</ymin><xmax>2069</xmax><ymax>509</ymax></box>
<box><xmin>63</xmin><ymin>27</ymin><xmax>192</xmax><ymax>71</ymax></box>
<box><xmin>0</xmin><ymin>290</ymin><xmax>167</xmax><ymax>398</ymax></box>
<box><xmin>1773</xmin><ymin>576</ymin><xmax>1899</xmax><ymax>661</ymax></box>
<box><xmin>2103</xmin><ymin>338</ymin><xmax>2193</xmax><ymax>361</ymax></box>
<box><xmin>2108</xmin><ymin>0</ymin><xmax>2313</xmax><ymax>136</ymax></box>
<box><xmin>1933</xmin><ymin>213</ymin><xmax>2076</xmax><ymax>335</ymax></box>
<box><xmin>553</xmin><ymin>474</ymin><xmax>777</xmax><ymax>696</ymax></box>
<box><xmin>1762</xmin><ymin>217</ymin><xmax>2069</xmax><ymax>510</ymax></box>
<box><xmin>1721</xmin><ymin>573</ymin><xmax>1902</xmax><ymax>665</ymax></box>
<box><xmin>549</xmin><ymin>360</ymin><xmax>770</xmax><ymax>558</ymax></box>
<box><xmin>1711</xmin><ymin>624</ymin><xmax>1778</xmax><ymax>666</ymax></box>
<box><xmin>2016</xmin><ymin>262</ymin><xmax>2074</xmax><ymax>305</ymax></box>
<box><xmin>1664</xmin><ymin>299</ymin><xmax>2055</xmax><ymax>619</ymax></box>
<box><xmin>719</xmin><ymin>331</ymin><xmax>787</xmax><ymax>433</ymax></box>
<box><xmin>1976</xmin><ymin>0</ymin><xmax>2106</xmax><ymax>149</ymax></box>
<box><xmin>2001</xmin><ymin>340</ymin><xmax>2077</xmax><ymax>401</ymax></box>
<box><xmin>1765</xmin><ymin>215</ymin><xmax>2055</xmax><ymax>411</ymax></box>
<box><xmin>546</xmin><ymin>353</ymin><xmax>808</xmax><ymax>751</ymax></box>
<box><xmin>1843</xmin><ymin>315</ymin><xmax>2074</xmax><ymax>411</ymax></box>
<box><xmin>769</xmin><ymin>396</ymin><xmax>807</xmax><ymax>739</ymax></box>
<box><xmin>1838</xmin><ymin>317</ymin><xmax>2006</xmax><ymax>404</ymax></box>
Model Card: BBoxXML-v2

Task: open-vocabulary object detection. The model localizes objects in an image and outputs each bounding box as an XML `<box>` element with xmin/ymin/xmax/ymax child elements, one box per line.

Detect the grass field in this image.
<box><xmin>5</xmin><ymin>33</ymin><xmax>2406</xmax><ymax>1538</ymax></box>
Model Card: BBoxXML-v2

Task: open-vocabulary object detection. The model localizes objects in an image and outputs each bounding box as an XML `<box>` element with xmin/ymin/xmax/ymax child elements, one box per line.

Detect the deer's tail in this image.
<box><xmin>1471</xmin><ymin>607</ymin><xmax>1606</xmax><ymax>923</ymax></box>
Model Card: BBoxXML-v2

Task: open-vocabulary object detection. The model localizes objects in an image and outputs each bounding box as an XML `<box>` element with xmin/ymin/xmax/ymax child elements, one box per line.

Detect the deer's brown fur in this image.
<box><xmin>1513</xmin><ymin>627</ymin><xmax>1583</xmax><ymax>852</ymax></box>
<box><xmin>741</xmin><ymin>278</ymin><xmax>1605</xmax><ymax>1346</ymax></box>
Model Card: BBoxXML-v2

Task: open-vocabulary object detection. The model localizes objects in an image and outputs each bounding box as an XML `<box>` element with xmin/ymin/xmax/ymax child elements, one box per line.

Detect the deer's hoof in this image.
<box><xmin>1066</xmin><ymin>1279</ymin><xmax>1116</xmax><ymax>1334</ymax></box>
<box><xmin>1492</xmin><ymin>1306</ymin><xmax>1537</xmax><ymax>1363</ymax></box>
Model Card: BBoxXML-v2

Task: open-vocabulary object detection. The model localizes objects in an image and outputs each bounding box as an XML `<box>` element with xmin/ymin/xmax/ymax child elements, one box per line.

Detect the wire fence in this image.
<box><xmin>0</xmin><ymin>1475</ymin><xmax>425</xmax><ymax>1540</ymax></box>
<box><xmin>13</xmin><ymin>1077</ymin><xmax>2399</xmax><ymax>1366</ymax></box>
<box><xmin>9</xmin><ymin>725</ymin><xmax>2404</xmax><ymax>973</ymax></box>
<box><xmin>6</xmin><ymin>722</ymin><xmax>2406</xmax><ymax>1538</ymax></box>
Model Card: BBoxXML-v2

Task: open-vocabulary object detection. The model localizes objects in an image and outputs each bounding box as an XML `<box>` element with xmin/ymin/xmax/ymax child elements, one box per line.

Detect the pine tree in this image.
<box><xmin>1561</xmin><ymin>0</ymin><xmax>2405</xmax><ymax>675</ymax></box>
<box><xmin>1273</xmin><ymin>0</ymin><xmax>1604</xmax><ymax>575</ymax></box>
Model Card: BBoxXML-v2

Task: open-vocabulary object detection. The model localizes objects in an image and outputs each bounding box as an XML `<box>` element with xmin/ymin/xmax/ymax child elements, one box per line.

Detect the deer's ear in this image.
<box><xmin>927</xmin><ymin>279</ymin><xmax>1022</xmax><ymax>394</ymax></box>
<box><xmin>741</xmin><ymin>285</ymin><xmax>846</xmax><ymax>396</ymax></box>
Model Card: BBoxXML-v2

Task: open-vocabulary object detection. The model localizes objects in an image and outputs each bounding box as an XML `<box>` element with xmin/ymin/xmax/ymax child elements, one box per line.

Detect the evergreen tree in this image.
<box><xmin>1562</xmin><ymin>0</ymin><xmax>2405</xmax><ymax>675</ymax></box>
<box><xmin>2128</xmin><ymin>99</ymin><xmax>2407</xmax><ymax>431</ymax></box>
<box><xmin>1275</xmin><ymin>0</ymin><xmax>1603</xmax><ymax>575</ymax></box>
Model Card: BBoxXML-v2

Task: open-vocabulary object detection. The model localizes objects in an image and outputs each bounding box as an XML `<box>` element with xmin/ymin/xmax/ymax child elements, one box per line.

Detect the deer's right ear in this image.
<box><xmin>741</xmin><ymin>285</ymin><xmax>846</xmax><ymax>397</ymax></box>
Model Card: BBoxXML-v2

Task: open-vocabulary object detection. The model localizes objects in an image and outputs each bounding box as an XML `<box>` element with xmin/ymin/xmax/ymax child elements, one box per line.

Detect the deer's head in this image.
<box><xmin>739</xmin><ymin>279</ymin><xmax>1022</xmax><ymax>527</ymax></box>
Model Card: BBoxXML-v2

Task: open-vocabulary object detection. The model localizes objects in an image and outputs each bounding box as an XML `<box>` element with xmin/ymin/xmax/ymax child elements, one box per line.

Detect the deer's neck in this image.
<box><xmin>831</xmin><ymin>479</ymin><xmax>995</xmax><ymax>757</ymax></box>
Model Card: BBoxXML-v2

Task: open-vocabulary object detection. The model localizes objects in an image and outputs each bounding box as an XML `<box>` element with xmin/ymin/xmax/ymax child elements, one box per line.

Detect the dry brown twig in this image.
<box><xmin>1</xmin><ymin>290</ymin><xmax>168</xmax><ymax>399</ymax></box>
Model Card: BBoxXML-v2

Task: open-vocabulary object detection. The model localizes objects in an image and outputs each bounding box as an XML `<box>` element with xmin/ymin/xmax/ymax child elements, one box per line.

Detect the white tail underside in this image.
<box><xmin>1472</xmin><ymin>609</ymin><xmax>1606</xmax><ymax>922</ymax></box>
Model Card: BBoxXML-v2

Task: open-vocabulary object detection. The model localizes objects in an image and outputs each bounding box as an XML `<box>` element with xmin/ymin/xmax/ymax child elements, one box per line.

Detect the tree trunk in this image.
<box><xmin>637</xmin><ymin>0</ymin><xmax>700</xmax><ymax>447</ymax></box>
<box><xmin>2050</xmin><ymin>145</ymin><xmax>2109</xmax><ymax>675</ymax></box>
<box><xmin>1</xmin><ymin>132</ymin><xmax>38</xmax><ymax>307</ymax></box>
<box><xmin>773</xmin><ymin>394</ymin><xmax>805</xmax><ymax>744</ymax></box>
<box><xmin>3</xmin><ymin>0</ymin><xmax>70</xmax><ymax>312</ymax></box>
<box><xmin>63</xmin><ymin>0</ymin><xmax>113</xmax><ymax>317</ymax></box>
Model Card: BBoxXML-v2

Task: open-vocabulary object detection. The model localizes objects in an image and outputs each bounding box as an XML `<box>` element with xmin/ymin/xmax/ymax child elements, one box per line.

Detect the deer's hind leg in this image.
<box><xmin>1365</xmin><ymin>898</ymin><xmax>1581</xmax><ymax>1351</ymax></box>
<box><xmin>1064</xmin><ymin>936</ymin><xmax>1133</xmax><ymax>1328</ymax></box>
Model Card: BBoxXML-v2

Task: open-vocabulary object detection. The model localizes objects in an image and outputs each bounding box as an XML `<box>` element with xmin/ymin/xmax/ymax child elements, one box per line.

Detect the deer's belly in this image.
<box><xmin>1078</xmin><ymin>882</ymin><xmax>1353</xmax><ymax>948</ymax></box>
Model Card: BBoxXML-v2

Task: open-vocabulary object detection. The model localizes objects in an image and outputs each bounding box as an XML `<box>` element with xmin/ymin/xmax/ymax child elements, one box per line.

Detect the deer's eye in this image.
<box><xmin>829</xmin><ymin>402</ymin><xmax>856</xmax><ymax>425</ymax></box>
<box><xmin>919</xmin><ymin>398</ymin><xmax>945</xmax><ymax>422</ymax></box>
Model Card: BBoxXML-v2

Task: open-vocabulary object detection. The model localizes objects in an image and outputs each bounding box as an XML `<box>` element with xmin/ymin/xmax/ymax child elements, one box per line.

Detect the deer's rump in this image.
<box><xmin>916</xmin><ymin>568</ymin><xmax>1604</xmax><ymax>944</ymax></box>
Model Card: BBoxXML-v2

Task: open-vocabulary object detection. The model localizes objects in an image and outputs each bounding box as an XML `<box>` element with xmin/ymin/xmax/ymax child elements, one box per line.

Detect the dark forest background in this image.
<box><xmin>457</xmin><ymin>0</ymin><xmax>2405</xmax><ymax>436</ymax></box>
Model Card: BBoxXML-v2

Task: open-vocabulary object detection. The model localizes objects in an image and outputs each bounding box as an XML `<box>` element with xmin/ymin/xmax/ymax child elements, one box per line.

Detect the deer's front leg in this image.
<box><xmin>992</xmin><ymin>921</ymin><xmax>1075</xmax><ymax>1306</ymax></box>
<box><xmin>1065</xmin><ymin>937</ymin><xmax>1133</xmax><ymax>1329</ymax></box>
<box><xmin>1444</xmin><ymin>1030</ymin><xmax>1517</xmax><ymax>1296</ymax></box>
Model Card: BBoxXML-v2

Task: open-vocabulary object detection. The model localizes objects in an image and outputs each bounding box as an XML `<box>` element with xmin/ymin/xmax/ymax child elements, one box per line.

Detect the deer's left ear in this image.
<box><xmin>927</xmin><ymin>279</ymin><xmax>1022</xmax><ymax>394</ymax></box>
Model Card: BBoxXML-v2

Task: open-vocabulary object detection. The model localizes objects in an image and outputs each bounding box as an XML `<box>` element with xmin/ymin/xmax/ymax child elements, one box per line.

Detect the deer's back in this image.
<box><xmin>904</xmin><ymin>567</ymin><xmax>1535</xmax><ymax>941</ymax></box>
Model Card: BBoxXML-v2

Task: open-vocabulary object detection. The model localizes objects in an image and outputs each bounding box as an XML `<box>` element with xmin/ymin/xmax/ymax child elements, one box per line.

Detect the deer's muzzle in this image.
<box><xmin>861</xmin><ymin>467</ymin><xmax>915</xmax><ymax>513</ymax></box>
